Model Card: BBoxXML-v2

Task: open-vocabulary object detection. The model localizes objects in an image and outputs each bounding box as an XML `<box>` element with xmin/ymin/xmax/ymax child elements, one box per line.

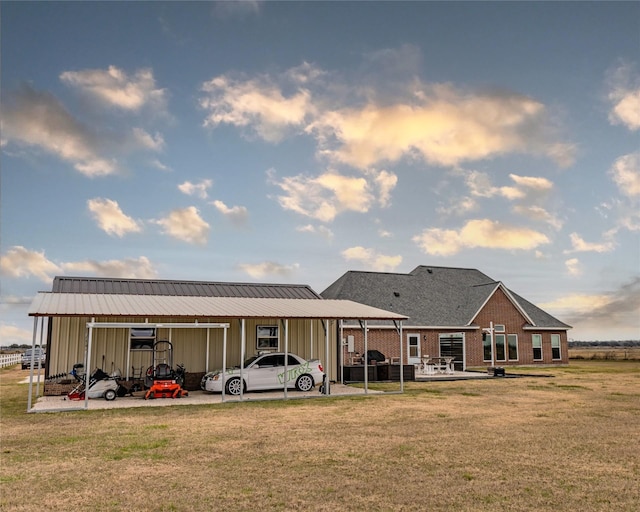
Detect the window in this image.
<box><xmin>532</xmin><ymin>334</ymin><xmax>542</xmax><ymax>360</ymax></box>
<box><xmin>495</xmin><ymin>334</ymin><xmax>506</xmax><ymax>361</ymax></box>
<box><xmin>508</xmin><ymin>334</ymin><xmax>518</xmax><ymax>361</ymax></box>
<box><xmin>130</xmin><ymin>328</ymin><xmax>155</xmax><ymax>350</ymax></box>
<box><xmin>483</xmin><ymin>333</ymin><xmax>492</xmax><ymax>361</ymax></box>
<box><xmin>256</xmin><ymin>326</ymin><xmax>279</xmax><ymax>350</ymax></box>
<box><xmin>551</xmin><ymin>334</ymin><xmax>561</xmax><ymax>360</ymax></box>
<box><xmin>495</xmin><ymin>324</ymin><xmax>506</xmax><ymax>333</ymax></box>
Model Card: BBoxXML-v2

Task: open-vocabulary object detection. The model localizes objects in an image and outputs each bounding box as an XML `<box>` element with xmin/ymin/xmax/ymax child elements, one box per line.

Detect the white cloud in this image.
<box><xmin>87</xmin><ymin>198</ymin><xmax>143</xmax><ymax>237</ymax></box>
<box><xmin>341</xmin><ymin>246</ymin><xmax>402</xmax><ymax>272</ymax></box>
<box><xmin>61</xmin><ymin>256</ymin><xmax>158</xmax><ymax>279</ymax></box>
<box><xmin>565</xmin><ymin>258</ymin><xmax>583</xmax><ymax>277</ymax></box>
<box><xmin>296</xmin><ymin>224</ymin><xmax>334</xmax><ymax>240</ymax></box>
<box><xmin>154</xmin><ymin>207</ymin><xmax>210</xmax><ymax>245</ymax></box>
<box><xmin>607</xmin><ymin>63</ymin><xmax>640</xmax><ymax>131</ymax></box>
<box><xmin>132</xmin><ymin>128</ymin><xmax>165</xmax><ymax>151</ymax></box>
<box><xmin>237</xmin><ymin>261</ymin><xmax>299</xmax><ymax>279</ymax></box>
<box><xmin>201</xmin><ymin>62</ymin><xmax>574</xmax><ymax>169</ymax></box>
<box><xmin>310</xmin><ymin>84</ymin><xmax>574</xmax><ymax>169</ymax></box>
<box><xmin>0</xmin><ymin>246</ymin><xmax>62</xmax><ymax>282</ymax></box>
<box><xmin>178</xmin><ymin>179</ymin><xmax>213</xmax><ymax>199</ymax></box>
<box><xmin>60</xmin><ymin>66</ymin><xmax>168</xmax><ymax>113</ymax></box>
<box><xmin>268</xmin><ymin>167</ymin><xmax>396</xmax><ymax>222</ymax></box>
<box><xmin>566</xmin><ymin>232</ymin><xmax>615</xmax><ymax>253</ymax></box>
<box><xmin>413</xmin><ymin>219</ymin><xmax>550</xmax><ymax>256</ymax></box>
<box><xmin>211</xmin><ymin>200</ymin><xmax>249</xmax><ymax>226</ymax></box>
<box><xmin>200</xmin><ymin>72</ymin><xmax>315</xmax><ymax>142</ymax></box>
<box><xmin>1</xmin><ymin>85</ymin><xmax>118</xmax><ymax>177</ymax></box>
<box><xmin>0</xmin><ymin>323</ymin><xmax>33</xmax><ymax>344</ymax></box>
<box><xmin>0</xmin><ymin>246</ymin><xmax>157</xmax><ymax>282</ymax></box>
<box><xmin>609</xmin><ymin>152</ymin><xmax>640</xmax><ymax>197</ymax></box>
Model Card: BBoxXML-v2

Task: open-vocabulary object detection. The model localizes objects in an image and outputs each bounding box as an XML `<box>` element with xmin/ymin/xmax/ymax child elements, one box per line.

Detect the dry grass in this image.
<box><xmin>569</xmin><ymin>346</ymin><xmax>640</xmax><ymax>361</ymax></box>
<box><xmin>1</xmin><ymin>361</ymin><xmax>639</xmax><ymax>511</ymax></box>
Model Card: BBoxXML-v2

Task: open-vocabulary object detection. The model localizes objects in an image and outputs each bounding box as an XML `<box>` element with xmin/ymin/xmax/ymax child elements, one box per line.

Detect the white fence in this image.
<box><xmin>0</xmin><ymin>353</ymin><xmax>22</xmax><ymax>368</ymax></box>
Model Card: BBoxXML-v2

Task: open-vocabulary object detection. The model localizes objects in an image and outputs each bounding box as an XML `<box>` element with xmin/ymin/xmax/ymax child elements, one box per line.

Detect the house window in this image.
<box><xmin>532</xmin><ymin>334</ymin><xmax>542</xmax><ymax>360</ymax></box>
<box><xmin>130</xmin><ymin>328</ymin><xmax>155</xmax><ymax>350</ymax></box>
<box><xmin>551</xmin><ymin>334</ymin><xmax>561</xmax><ymax>360</ymax></box>
<box><xmin>508</xmin><ymin>334</ymin><xmax>518</xmax><ymax>361</ymax></box>
<box><xmin>483</xmin><ymin>333</ymin><xmax>492</xmax><ymax>361</ymax></box>
<box><xmin>495</xmin><ymin>334</ymin><xmax>506</xmax><ymax>361</ymax></box>
<box><xmin>495</xmin><ymin>324</ymin><xmax>505</xmax><ymax>333</ymax></box>
<box><xmin>256</xmin><ymin>326</ymin><xmax>279</xmax><ymax>350</ymax></box>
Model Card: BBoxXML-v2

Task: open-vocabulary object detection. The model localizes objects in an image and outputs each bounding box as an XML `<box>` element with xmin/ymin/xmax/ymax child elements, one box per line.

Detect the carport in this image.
<box><xmin>27</xmin><ymin>292</ymin><xmax>408</xmax><ymax>412</ymax></box>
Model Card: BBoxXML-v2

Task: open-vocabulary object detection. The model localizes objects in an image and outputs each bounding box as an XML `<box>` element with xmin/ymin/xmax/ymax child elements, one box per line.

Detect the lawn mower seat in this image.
<box><xmin>154</xmin><ymin>363</ymin><xmax>172</xmax><ymax>380</ymax></box>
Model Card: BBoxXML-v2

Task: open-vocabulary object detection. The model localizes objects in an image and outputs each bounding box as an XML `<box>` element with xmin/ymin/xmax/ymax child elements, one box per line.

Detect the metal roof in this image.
<box><xmin>28</xmin><ymin>292</ymin><xmax>408</xmax><ymax>321</ymax></box>
<box><xmin>51</xmin><ymin>276</ymin><xmax>322</xmax><ymax>299</ymax></box>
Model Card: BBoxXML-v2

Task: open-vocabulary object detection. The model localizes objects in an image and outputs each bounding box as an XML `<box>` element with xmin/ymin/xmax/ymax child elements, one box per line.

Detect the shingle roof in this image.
<box><xmin>321</xmin><ymin>265</ymin><xmax>570</xmax><ymax>329</ymax></box>
<box><xmin>52</xmin><ymin>276</ymin><xmax>322</xmax><ymax>300</ymax></box>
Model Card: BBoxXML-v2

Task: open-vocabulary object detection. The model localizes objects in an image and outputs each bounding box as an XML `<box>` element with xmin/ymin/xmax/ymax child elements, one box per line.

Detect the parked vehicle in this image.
<box><xmin>201</xmin><ymin>352</ymin><xmax>324</xmax><ymax>395</ymax></box>
<box><xmin>67</xmin><ymin>366</ymin><xmax>120</xmax><ymax>401</ymax></box>
<box><xmin>21</xmin><ymin>348</ymin><xmax>46</xmax><ymax>370</ymax></box>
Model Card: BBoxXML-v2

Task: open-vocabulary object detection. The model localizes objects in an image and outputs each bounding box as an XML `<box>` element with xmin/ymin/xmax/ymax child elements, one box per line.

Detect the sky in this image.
<box><xmin>1</xmin><ymin>1</ymin><xmax>639</xmax><ymax>344</ymax></box>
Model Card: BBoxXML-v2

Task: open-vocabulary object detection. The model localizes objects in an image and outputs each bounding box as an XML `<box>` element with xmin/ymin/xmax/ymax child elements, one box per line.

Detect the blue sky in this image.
<box><xmin>1</xmin><ymin>1</ymin><xmax>639</xmax><ymax>343</ymax></box>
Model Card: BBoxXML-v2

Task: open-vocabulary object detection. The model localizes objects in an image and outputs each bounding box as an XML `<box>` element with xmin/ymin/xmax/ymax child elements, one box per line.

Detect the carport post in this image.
<box><xmin>363</xmin><ymin>320</ymin><xmax>368</xmax><ymax>394</ymax></box>
<box><xmin>284</xmin><ymin>318</ymin><xmax>289</xmax><ymax>399</ymax></box>
<box><xmin>398</xmin><ymin>320</ymin><xmax>404</xmax><ymax>392</ymax></box>
<box><xmin>324</xmin><ymin>319</ymin><xmax>330</xmax><ymax>395</ymax></box>
<box><xmin>205</xmin><ymin>328</ymin><xmax>210</xmax><ymax>373</ymax></box>
<box><xmin>36</xmin><ymin>317</ymin><xmax>45</xmax><ymax>397</ymax></box>
<box><xmin>84</xmin><ymin>318</ymin><xmax>95</xmax><ymax>410</ymax></box>
<box><xmin>26</xmin><ymin>317</ymin><xmax>38</xmax><ymax>412</ymax></box>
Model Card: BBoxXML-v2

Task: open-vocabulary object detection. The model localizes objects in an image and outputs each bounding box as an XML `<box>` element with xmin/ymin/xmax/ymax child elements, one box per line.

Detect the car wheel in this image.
<box><xmin>225</xmin><ymin>377</ymin><xmax>243</xmax><ymax>395</ymax></box>
<box><xmin>104</xmin><ymin>389</ymin><xmax>117</xmax><ymax>401</ymax></box>
<box><xmin>295</xmin><ymin>374</ymin><xmax>315</xmax><ymax>392</ymax></box>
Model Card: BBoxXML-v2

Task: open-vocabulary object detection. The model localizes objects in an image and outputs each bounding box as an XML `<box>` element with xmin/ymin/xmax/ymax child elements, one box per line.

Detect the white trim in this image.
<box><xmin>469</xmin><ymin>282</ymin><xmax>535</xmax><ymax>326</ymax></box>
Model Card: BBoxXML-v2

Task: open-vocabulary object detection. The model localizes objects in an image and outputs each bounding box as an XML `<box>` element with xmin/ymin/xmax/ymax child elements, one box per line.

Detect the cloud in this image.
<box><xmin>609</xmin><ymin>152</ymin><xmax>640</xmax><ymax>197</ymax></box>
<box><xmin>212</xmin><ymin>0</ymin><xmax>262</xmax><ymax>18</ymax></box>
<box><xmin>541</xmin><ymin>277</ymin><xmax>640</xmax><ymax>335</ymax></box>
<box><xmin>607</xmin><ymin>62</ymin><xmax>640</xmax><ymax>131</ymax></box>
<box><xmin>154</xmin><ymin>207</ymin><xmax>210</xmax><ymax>244</ymax></box>
<box><xmin>201</xmin><ymin>62</ymin><xmax>574</xmax><ymax>169</ymax></box>
<box><xmin>413</xmin><ymin>219</ymin><xmax>550</xmax><ymax>256</ymax></box>
<box><xmin>310</xmin><ymin>84</ymin><xmax>575</xmax><ymax>169</ymax></box>
<box><xmin>132</xmin><ymin>128</ymin><xmax>165</xmax><ymax>151</ymax></box>
<box><xmin>60</xmin><ymin>66</ymin><xmax>168</xmax><ymax>113</ymax></box>
<box><xmin>87</xmin><ymin>198</ymin><xmax>143</xmax><ymax>237</ymax></box>
<box><xmin>341</xmin><ymin>246</ymin><xmax>402</xmax><ymax>272</ymax></box>
<box><xmin>200</xmin><ymin>71</ymin><xmax>316</xmax><ymax>142</ymax></box>
<box><xmin>0</xmin><ymin>246</ymin><xmax>157</xmax><ymax>282</ymax></box>
<box><xmin>237</xmin><ymin>261</ymin><xmax>299</xmax><ymax>279</ymax></box>
<box><xmin>178</xmin><ymin>179</ymin><xmax>213</xmax><ymax>199</ymax></box>
<box><xmin>0</xmin><ymin>246</ymin><xmax>62</xmax><ymax>282</ymax></box>
<box><xmin>565</xmin><ymin>258</ymin><xmax>583</xmax><ymax>277</ymax></box>
<box><xmin>268</xmin><ymin>167</ymin><xmax>396</xmax><ymax>222</ymax></box>
<box><xmin>60</xmin><ymin>256</ymin><xmax>158</xmax><ymax>279</ymax></box>
<box><xmin>211</xmin><ymin>200</ymin><xmax>249</xmax><ymax>226</ymax></box>
<box><xmin>0</xmin><ymin>323</ymin><xmax>33</xmax><ymax>344</ymax></box>
<box><xmin>296</xmin><ymin>224</ymin><xmax>334</xmax><ymax>240</ymax></box>
<box><xmin>566</xmin><ymin>233</ymin><xmax>615</xmax><ymax>254</ymax></box>
<box><xmin>1</xmin><ymin>84</ymin><xmax>118</xmax><ymax>176</ymax></box>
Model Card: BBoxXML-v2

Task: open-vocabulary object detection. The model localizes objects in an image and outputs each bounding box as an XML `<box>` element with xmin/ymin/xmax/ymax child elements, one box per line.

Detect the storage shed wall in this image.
<box><xmin>48</xmin><ymin>316</ymin><xmax>336</xmax><ymax>379</ymax></box>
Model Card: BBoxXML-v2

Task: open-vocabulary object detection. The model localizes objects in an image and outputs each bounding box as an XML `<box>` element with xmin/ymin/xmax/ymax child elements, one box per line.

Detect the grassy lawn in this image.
<box><xmin>1</xmin><ymin>361</ymin><xmax>639</xmax><ymax>511</ymax></box>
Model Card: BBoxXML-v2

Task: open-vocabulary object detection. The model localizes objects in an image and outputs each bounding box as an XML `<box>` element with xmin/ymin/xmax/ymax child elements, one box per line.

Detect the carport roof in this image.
<box><xmin>28</xmin><ymin>292</ymin><xmax>408</xmax><ymax>321</ymax></box>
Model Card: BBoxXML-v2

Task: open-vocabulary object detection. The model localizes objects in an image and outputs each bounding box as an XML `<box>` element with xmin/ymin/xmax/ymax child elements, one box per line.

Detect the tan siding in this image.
<box><xmin>47</xmin><ymin>316</ymin><xmax>338</xmax><ymax>380</ymax></box>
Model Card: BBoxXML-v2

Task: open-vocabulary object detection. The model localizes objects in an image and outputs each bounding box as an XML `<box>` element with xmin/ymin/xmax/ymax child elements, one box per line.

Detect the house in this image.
<box><xmin>321</xmin><ymin>266</ymin><xmax>571</xmax><ymax>370</ymax></box>
<box><xmin>27</xmin><ymin>276</ymin><xmax>407</xmax><ymax>403</ymax></box>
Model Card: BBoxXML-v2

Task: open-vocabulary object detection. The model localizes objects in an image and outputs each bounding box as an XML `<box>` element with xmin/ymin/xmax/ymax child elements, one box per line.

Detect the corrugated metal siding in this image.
<box><xmin>47</xmin><ymin>316</ymin><xmax>338</xmax><ymax>380</ymax></box>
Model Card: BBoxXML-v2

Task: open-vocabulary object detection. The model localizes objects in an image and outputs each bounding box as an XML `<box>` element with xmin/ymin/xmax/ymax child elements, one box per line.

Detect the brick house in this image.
<box><xmin>321</xmin><ymin>266</ymin><xmax>571</xmax><ymax>370</ymax></box>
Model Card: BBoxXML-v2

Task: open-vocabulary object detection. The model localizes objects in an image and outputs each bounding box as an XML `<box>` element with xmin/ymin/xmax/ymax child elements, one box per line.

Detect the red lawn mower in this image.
<box><xmin>144</xmin><ymin>340</ymin><xmax>188</xmax><ymax>399</ymax></box>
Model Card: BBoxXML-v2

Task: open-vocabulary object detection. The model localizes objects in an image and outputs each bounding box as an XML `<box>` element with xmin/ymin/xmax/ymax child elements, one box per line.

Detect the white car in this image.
<box><xmin>201</xmin><ymin>352</ymin><xmax>324</xmax><ymax>395</ymax></box>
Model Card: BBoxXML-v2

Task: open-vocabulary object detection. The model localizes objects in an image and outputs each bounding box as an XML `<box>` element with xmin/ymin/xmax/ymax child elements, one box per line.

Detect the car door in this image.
<box><xmin>248</xmin><ymin>354</ymin><xmax>281</xmax><ymax>390</ymax></box>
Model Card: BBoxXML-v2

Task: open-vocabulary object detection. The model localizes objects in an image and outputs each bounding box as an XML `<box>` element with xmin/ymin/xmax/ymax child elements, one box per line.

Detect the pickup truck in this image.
<box><xmin>21</xmin><ymin>348</ymin><xmax>46</xmax><ymax>370</ymax></box>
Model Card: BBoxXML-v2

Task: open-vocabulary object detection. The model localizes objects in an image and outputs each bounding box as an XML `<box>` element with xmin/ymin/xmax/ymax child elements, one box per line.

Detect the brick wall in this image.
<box><xmin>341</xmin><ymin>288</ymin><xmax>569</xmax><ymax>367</ymax></box>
